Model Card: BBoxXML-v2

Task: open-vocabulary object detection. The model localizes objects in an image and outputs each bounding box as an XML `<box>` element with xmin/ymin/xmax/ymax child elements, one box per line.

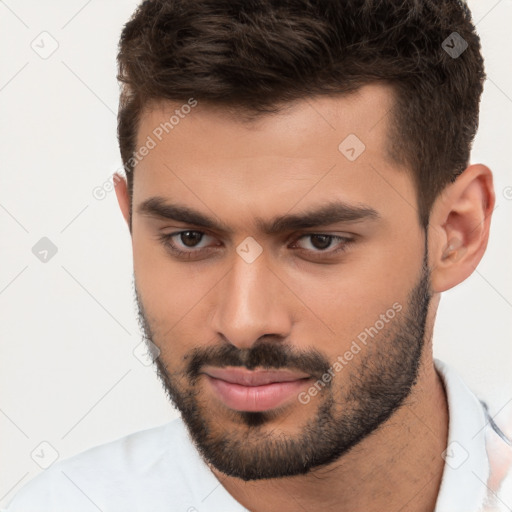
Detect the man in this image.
<box><xmin>4</xmin><ymin>0</ymin><xmax>511</xmax><ymax>511</ymax></box>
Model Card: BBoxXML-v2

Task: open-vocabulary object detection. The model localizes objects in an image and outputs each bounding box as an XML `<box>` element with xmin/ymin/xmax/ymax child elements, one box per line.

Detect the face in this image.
<box><xmin>127</xmin><ymin>84</ymin><xmax>432</xmax><ymax>480</ymax></box>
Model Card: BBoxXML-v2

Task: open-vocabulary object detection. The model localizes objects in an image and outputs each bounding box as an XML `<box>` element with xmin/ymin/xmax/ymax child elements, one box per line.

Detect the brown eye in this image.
<box><xmin>293</xmin><ymin>234</ymin><xmax>352</xmax><ymax>254</ymax></box>
<box><xmin>180</xmin><ymin>231</ymin><xmax>204</xmax><ymax>247</ymax></box>
<box><xmin>158</xmin><ymin>230</ymin><xmax>217</xmax><ymax>258</ymax></box>
<box><xmin>309</xmin><ymin>235</ymin><xmax>334</xmax><ymax>250</ymax></box>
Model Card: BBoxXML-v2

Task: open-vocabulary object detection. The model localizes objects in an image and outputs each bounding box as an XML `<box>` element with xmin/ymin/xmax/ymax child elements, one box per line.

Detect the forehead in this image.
<box><xmin>137</xmin><ymin>82</ymin><xmax>397</xmax><ymax>159</ymax></box>
<box><xmin>132</xmin><ymin>83</ymin><xmax>415</xmax><ymax>229</ymax></box>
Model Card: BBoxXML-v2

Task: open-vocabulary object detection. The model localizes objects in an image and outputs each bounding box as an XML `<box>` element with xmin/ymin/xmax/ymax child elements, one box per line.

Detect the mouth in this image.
<box><xmin>201</xmin><ymin>366</ymin><xmax>312</xmax><ymax>412</ymax></box>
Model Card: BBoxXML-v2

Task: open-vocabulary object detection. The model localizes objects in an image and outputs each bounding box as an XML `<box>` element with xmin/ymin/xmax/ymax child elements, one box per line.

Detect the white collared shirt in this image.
<box><xmin>3</xmin><ymin>359</ymin><xmax>512</xmax><ymax>512</ymax></box>
<box><xmin>433</xmin><ymin>359</ymin><xmax>512</xmax><ymax>512</ymax></box>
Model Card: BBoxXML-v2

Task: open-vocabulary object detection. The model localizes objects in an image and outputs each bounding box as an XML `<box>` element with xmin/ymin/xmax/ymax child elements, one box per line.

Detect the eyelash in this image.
<box><xmin>157</xmin><ymin>230</ymin><xmax>354</xmax><ymax>260</ymax></box>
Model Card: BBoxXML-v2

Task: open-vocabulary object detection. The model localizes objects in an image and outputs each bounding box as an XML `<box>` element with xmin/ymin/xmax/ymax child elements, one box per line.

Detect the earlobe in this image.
<box><xmin>114</xmin><ymin>172</ymin><xmax>132</xmax><ymax>232</ymax></box>
<box><xmin>429</xmin><ymin>164</ymin><xmax>495</xmax><ymax>293</ymax></box>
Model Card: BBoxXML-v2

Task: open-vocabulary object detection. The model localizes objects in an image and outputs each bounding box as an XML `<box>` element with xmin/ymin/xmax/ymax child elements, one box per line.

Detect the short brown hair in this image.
<box><xmin>117</xmin><ymin>0</ymin><xmax>485</xmax><ymax>228</ymax></box>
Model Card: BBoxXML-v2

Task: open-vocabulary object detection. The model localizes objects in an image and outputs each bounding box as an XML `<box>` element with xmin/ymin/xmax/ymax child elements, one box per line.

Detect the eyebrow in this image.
<box><xmin>137</xmin><ymin>196</ymin><xmax>380</xmax><ymax>235</ymax></box>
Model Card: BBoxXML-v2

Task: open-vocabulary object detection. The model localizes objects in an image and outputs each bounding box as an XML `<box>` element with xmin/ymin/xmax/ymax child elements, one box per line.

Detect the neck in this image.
<box><xmin>211</xmin><ymin>355</ymin><xmax>449</xmax><ymax>512</ymax></box>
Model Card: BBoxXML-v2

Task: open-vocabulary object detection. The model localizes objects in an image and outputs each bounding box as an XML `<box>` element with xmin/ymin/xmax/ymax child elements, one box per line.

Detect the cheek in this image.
<box><xmin>289</xmin><ymin>279</ymin><xmax>400</xmax><ymax>359</ymax></box>
<box><xmin>132</xmin><ymin>229</ymin><xmax>203</xmax><ymax>320</ymax></box>
<box><xmin>285</xmin><ymin>247</ymin><xmax>420</xmax><ymax>357</ymax></box>
<box><xmin>132</xmin><ymin>236</ymin><xmax>225</xmax><ymax>360</ymax></box>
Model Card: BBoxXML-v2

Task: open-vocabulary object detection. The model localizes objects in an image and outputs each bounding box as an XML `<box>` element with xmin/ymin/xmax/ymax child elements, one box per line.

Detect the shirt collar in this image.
<box><xmin>433</xmin><ymin>358</ymin><xmax>490</xmax><ymax>512</ymax></box>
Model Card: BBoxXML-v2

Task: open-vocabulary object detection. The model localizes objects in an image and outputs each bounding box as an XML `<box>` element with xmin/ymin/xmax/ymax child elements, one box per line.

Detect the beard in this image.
<box><xmin>133</xmin><ymin>249</ymin><xmax>432</xmax><ymax>481</ymax></box>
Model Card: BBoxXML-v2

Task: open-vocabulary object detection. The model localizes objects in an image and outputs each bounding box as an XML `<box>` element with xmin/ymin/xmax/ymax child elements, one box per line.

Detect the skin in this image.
<box><xmin>114</xmin><ymin>83</ymin><xmax>495</xmax><ymax>512</ymax></box>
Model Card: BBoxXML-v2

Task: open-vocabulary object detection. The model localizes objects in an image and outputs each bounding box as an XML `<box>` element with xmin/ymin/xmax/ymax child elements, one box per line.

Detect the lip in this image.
<box><xmin>203</xmin><ymin>366</ymin><xmax>310</xmax><ymax>386</ymax></box>
<box><xmin>202</xmin><ymin>366</ymin><xmax>311</xmax><ymax>412</ymax></box>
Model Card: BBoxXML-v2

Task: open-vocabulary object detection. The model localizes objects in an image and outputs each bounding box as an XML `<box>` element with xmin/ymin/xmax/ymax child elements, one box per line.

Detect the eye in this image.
<box><xmin>158</xmin><ymin>230</ymin><xmax>218</xmax><ymax>258</ymax></box>
<box><xmin>290</xmin><ymin>234</ymin><xmax>353</xmax><ymax>256</ymax></box>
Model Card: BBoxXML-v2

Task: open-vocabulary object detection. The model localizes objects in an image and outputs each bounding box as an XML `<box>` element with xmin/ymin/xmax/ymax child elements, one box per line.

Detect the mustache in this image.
<box><xmin>185</xmin><ymin>340</ymin><xmax>331</xmax><ymax>383</ymax></box>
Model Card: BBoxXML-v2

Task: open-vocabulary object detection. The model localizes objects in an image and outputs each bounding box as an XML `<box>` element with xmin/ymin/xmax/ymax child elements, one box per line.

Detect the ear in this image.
<box><xmin>428</xmin><ymin>164</ymin><xmax>495</xmax><ymax>293</ymax></box>
<box><xmin>114</xmin><ymin>172</ymin><xmax>132</xmax><ymax>234</ymax></box>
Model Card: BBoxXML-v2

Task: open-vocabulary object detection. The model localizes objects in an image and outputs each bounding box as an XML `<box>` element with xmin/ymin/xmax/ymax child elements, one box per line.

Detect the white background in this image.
<box><xmin>1</xmin><ymin>0</ymin><xmax>511</xmax><ymax>506</ymax></box>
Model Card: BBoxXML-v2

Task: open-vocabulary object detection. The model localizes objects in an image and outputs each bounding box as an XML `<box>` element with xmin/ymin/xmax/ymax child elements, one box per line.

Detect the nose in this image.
<box><xmin>210</xmin><ymin>249</ymin><xmax>293</xmax><ymax>350</ymax></box>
